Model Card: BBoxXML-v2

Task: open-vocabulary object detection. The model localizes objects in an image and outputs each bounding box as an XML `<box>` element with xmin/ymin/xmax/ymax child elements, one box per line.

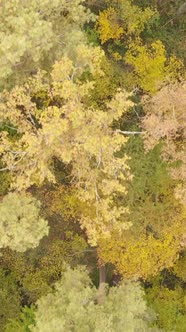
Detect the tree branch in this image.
<box><xmin>116</xmin><ymin>129</ymin><xmax>145</xmax><ymax>135</ymax></box>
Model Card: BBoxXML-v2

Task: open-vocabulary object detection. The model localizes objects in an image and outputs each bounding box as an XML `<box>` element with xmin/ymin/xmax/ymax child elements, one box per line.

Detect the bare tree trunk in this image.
<box><xmin>97</xmin><ymin>263</ymin><xmax>106</xmax><ymax>304</ymax></box>
<box><xmin>99</xmin><ymin>264</ymin><xmax>106</xmax><ymax>287</ymax></box>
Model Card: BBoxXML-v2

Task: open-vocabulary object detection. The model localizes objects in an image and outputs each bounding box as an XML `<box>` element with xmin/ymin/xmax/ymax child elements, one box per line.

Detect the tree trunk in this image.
<box><xmin>99</xmin><ymin>264</ymin><xmax>106</xmax><ymax>287</ymax></box>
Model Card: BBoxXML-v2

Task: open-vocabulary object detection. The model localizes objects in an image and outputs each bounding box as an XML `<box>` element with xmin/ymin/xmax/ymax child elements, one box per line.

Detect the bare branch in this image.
<box><xmin>0</xmin><ymin>152</ymin><xmax>27</xmax><ymax>172</ymax></box>
<box><xmin>4</xmin><ymin>125</ymin><xmax>17</xmax><ymax>131</ymax></box>
<box><xmin>116</xmin><ymin>130</ymin><xmax>145</xmax><ymax>135</ymax></box>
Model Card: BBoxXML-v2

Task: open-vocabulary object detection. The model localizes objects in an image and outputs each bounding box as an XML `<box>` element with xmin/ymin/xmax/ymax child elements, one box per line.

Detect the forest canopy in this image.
<box><xmin>0</xmin><ymin>1</ymin><xmax>185</xmax><ymax>331</ymax></box>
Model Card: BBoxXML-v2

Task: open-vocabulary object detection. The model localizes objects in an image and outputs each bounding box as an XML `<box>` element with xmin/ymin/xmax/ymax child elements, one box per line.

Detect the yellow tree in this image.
<box><xmin>0</xmin><ymin>45</ymin><xmax>133</xmax><ymax>246</ymax></box>
<box><xmin>125</xmin><ymin>40</ymin><xmax>185</xmax><ymax>93</ymax></box>
<box><xmin>98</xmin><ymin>227</ymin><xmax>186</xmax><ymax>280</ymax></box>
<box><xmin>96</xmin><ymin>1</ymin><xmax>154</xmax><ymax>45</ymax></box>
<box><xmin>96</xmin><ymin>7</ymin><xmax>124</xmax><ymax>45</ymax></box>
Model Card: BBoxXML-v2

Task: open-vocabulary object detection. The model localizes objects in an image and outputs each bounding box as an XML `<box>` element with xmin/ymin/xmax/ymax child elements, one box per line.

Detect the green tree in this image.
<box><xmin>0</xmin><ymin>269</ymin><xmax>21</xmax><ymax>332</ymax></box>
<box><xmin>0</xmin><ymin>192</ymin><xmax>49</xmax><ymax>252</ymax></box>
<box><xmin>5</xmin><ymin>306</ymin><xmax>35</xmax><ymax>332</ymax></box>
<box><xmin>145</xmin><ymin>273</ymin><xmax>186</xmax><ymax>332</ymax></box>
<box><xmin>0</xmin><ymin>205</ymin><xmax>87</xmax><ymax>304</ymax></box>
<box><xmin>30</xmin><ymin>266</ymin><xmax>158</xmax><ymax>332</ymax></box>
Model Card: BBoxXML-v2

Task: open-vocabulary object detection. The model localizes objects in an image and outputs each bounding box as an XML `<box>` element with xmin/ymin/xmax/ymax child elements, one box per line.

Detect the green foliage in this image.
<box><xmin>172</xmin><ymin>251</ymin><xmax>186</xmax><ymax>282</ymax></box>
<box><xmin>0</xmin><ymin>219</ymin><xmax>88</xmax><ymax>304</ymax></box>
<box><xmin>140</xmin><ymin>0</ymin><xmax>186</xmax><ymax>59</ymax></box>
<box><xmin>0</xmin><ymin>269</ymin><xmax>21</xmax><ymax>332</ymax></box>
<box><xmin>98</xmin><ymin>137</ymin><xmax>186</xmax><ymax>279</ymax></box>
<box><xmin>146</xmin><ymin>274</ymin><xmax>186</xmax><ymax>331</ymax></box>
<box><xmin>84</xmin><ymin>26</ymin><xmax>100</xmax><ymax>46</ymax></box>
<box><xmin>30</xmin><ymin>266</ymin><xmax>158</xmax><ymax>332</ymax></box>
<box><xmin>0</xmin><ymin>192</ymin><xmax>49</xmax><ymax>252</ymax></box>
<box><xmin>5</xmin><ymin>306</ymin><xmax>35</xmax><ymax>332</ymax></box>
<box><xmin>124</xmin><ymin>138</ymin><xmax>179</xmax><ymax>234</ymax></box>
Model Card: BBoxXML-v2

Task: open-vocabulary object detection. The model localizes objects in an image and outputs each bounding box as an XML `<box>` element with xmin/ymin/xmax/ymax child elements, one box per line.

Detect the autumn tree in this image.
<box><xmin>125</xmin><ymin>39</ymin><xmax>185</xmax><ymax>93</ymax></box>
<box><xmin>0</xmin><ymin>0</ymin><xmax>94</xmax><ymax>90</ymax></box>
<box><xmin>96</xmin><ymin>1</ymin><xmax>155</xmax><ymax>45</ymax></box>
<box><xmin>0</xmin><ymin>46</ymin><xmax>133</xmax><ymax>246</ymax></box>
<box><xmin>141</xmin><ymin>81</ymin><xmax>186</xmax><ymax>204</ymax></box>
<box><xmin>97</xmin><ymin>137</ymin><xmax>186</xmax><ymax>280</ymax></box>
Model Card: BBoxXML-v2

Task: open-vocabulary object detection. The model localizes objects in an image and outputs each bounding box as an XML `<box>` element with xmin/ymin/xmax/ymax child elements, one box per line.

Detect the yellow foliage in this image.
<box><xmin>112</xmin><ymin>52</ymin><xmax>122</xmax><ymax>60</ymax></box>
<box><xmin>98</xmin><ymin>207</ymin><xmax>186</xmax><ymax>280</ymax></box>
<box><xmin>172</xmin><ymin>253</ymin><xmax>186</xmax><ymax>282</ymax></box>
<box><xmin>96</xmin><ymin>8</ymin><xmax>123</xmax><ymax>44</ymax></box>
<box><xmin>98</xmin><ymin>231</ymin><xmax>183</xmax><ymax>280</ymax></box>
<box><xmin>125</xmin><ymin>39</ymin><xmax>166</xmax><ymax>93</ymax></box>
<box><xmin>0</xmin><ymin>50</ymin><xmax>133</xmax><ymax>245</ymax></box>
<box><xmin>166</xmin><ymin>55</ymin><xmax>186</xmax><ymax>81</ymax></box>
<box><xmin>125</xmin><ymin>39</ymin><xmax>185</xmax><ymax>93</ymax></box>
<box><xmin>96</xmin><ymin>1</ymin><xmax>155</xmax><ymax>45</ymax></box>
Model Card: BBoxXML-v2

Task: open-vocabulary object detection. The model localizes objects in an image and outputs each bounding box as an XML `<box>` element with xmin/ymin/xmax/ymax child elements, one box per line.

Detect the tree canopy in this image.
<box><xmin>0</xmin><ymin>0</ymin><xmax>185</xmax><ymax>331</ymax></box>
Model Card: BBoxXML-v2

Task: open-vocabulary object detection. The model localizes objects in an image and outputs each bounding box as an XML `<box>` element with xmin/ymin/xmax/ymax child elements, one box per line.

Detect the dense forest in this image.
<box><xmin>0</xmin><ymin>0</ymin><xmax>185</xmax><ymax>331</ymax></box>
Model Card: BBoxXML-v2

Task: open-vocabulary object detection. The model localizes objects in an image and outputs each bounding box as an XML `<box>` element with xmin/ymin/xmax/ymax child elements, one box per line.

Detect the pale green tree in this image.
<box><xmin>0</xmin><ymin>0</ymin><xmax>94</xmax><ymax>89</ymax></box>
<box><xmin>0</xmin><ymin>192</ymin><xmax>49</xmax><ymax>252</ymax></box>
<box><xmin>30</xmin><ymin>266</ymin><xmax>159</xmax><ymax>332</ymax></box>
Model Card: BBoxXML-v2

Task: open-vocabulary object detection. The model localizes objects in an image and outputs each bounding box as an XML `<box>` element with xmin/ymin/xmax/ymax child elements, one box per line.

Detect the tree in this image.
<box><xmin>98</xmin><ymin>229</ymin><xmax>184</xmax><ymax>280</ymax></box>
<box><xmin>30</xmin><ymin>266</ymin><xmax>159</xmax><ymax>332</ymax></box>
<box><xmin>125</xmin><ymin>39</ymin><xmax>166</xmax><ymax>93</ymax></box>
<box><xmin>95</xmin><ymin>7</ymin><xmax>124</xmax><ymax>44</ymax></box>
<box><xmin>145</xmin><ymin>273</ymin><xmax>186</xmax><ymax>332</ymax></box>
<box><xmin>0</xmin><ymin>192</ymin><xmax>49</xmax><ymax>252</ymax></box>
<box><xmin>125</xmin><ymin>39</ymin><xmax>184</xmax><ymax>93</ymax></box>
<box><xmin>141</xmin><ymin>81</ymin><xmax>186</xmax><ymax>203</ymax></box>
<box><xmin>0</xmin><ymin>269</ymin><xmax>21</xmax><ymax>332</ymax></box>
<box><xmin>96</xmin><ymin>1</ymin><xmax>154</xmax><ymax>44</ymax></box>
<box><xmin>5</xmin><ymin>306</ymin><xmax>35</xmax><ymax>332</ymax></box>
<box><xmin>172</xmin><ymin>250</ymin><xmax>186</xmax><ymax>282</ymax></box>
<box><xmin>97</xmin><ymin>137</ymin><xmax>186</xmax><ymax>280</ymax></box>
<box><xmin>0</xmin><ymin>47</ymin><xmax>133</xmax><ymax>245</ymax></box>
<box><xmin>0</xmin><ymin>0</ymin><xmax>94</xmax><ymax>90</ymax></box>
<box><xmin>0</xmin><ymin>225</ymin><xmax>88</xmax><ymax>304</ymax></box>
